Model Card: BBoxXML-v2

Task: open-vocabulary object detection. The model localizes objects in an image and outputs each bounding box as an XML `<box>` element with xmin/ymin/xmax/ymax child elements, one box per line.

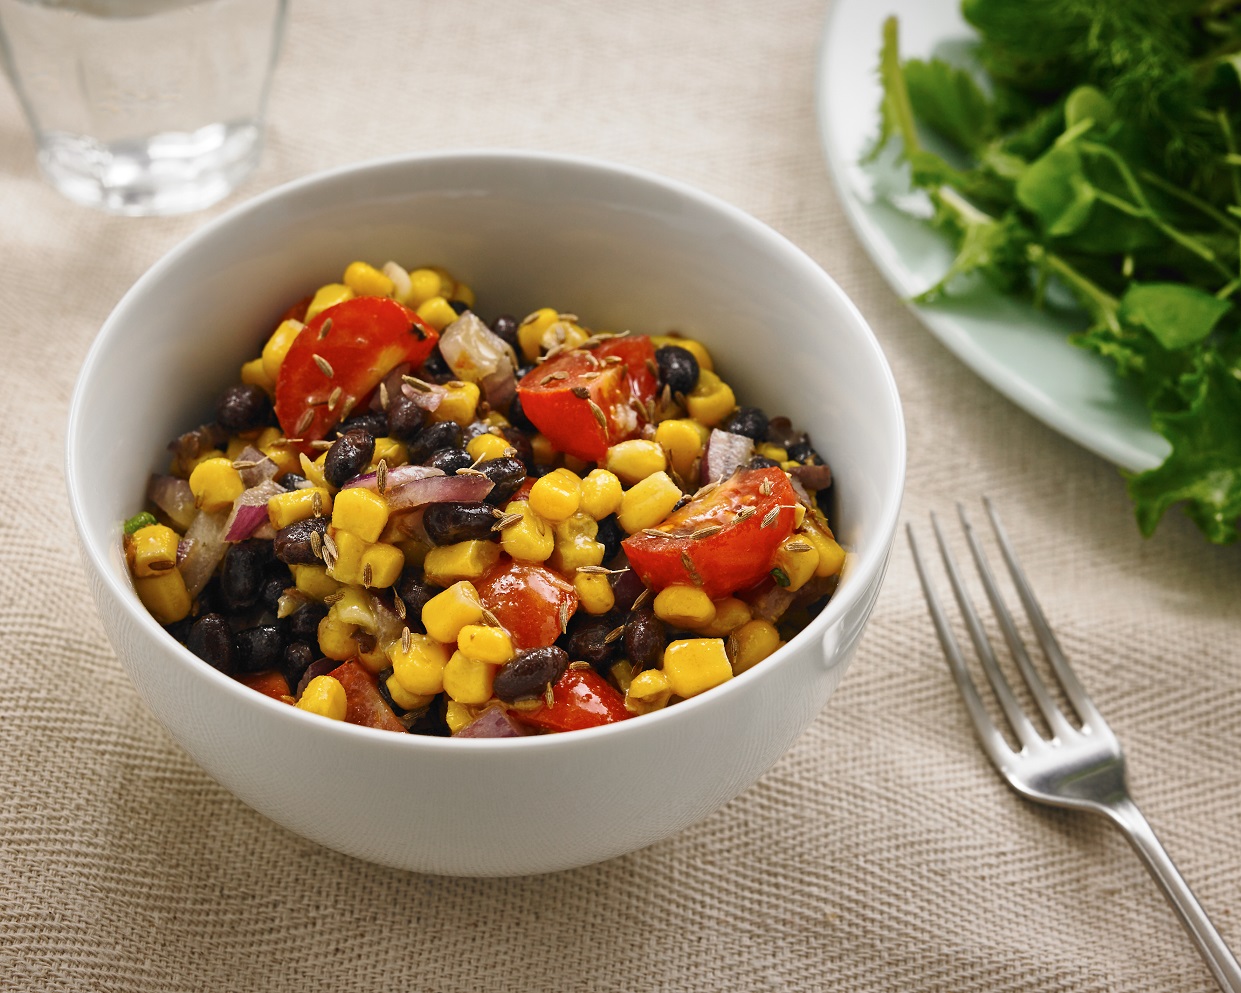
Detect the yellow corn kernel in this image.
<box><xmin>428</xmin><ymin>265</ymin><xmax>457</xmax><ymax>296</ymax></box>
<box><xmin>499</xmin><ymin>500</ymin><xmax>554</xmax><ymax>562</ymax></box>
<box><xmin>406</xmin><ymin>267</ymin><xmax>443</xmax><ymax>307</ymax></box>
<box><xmin>662</xmin><ymin>638</ymin><xmax>732</xmax><ymax>698</ymax></box>
<box><xmin>328</xmin><ymin>586</ymin><xmax>374</xmax><ymax>629</ymax></box>
<box><xmin>625</xmin><ymin>669</ymin><xmax>672</xmax><ymax>715</ymax></box>
<box><xmin>317</xmin><ymin>613</ymin><xmax>358</xmax><ymax>661</ymax></box>
<box><xmin>604</xmin><ymin>439</ymin><xmax>667</xmax><ymax>486</ymax></box>
<box><xmin>394</xmin><ymin>536</ymin><xmax>430</xmax><ymax>569</ymax></box>
<box><xmin>573</xmin><ymin>572</ymin><xmax>615</xmax><ymax>615</ymax></box>
<box><xmin>450</xmin><ymin>282</ymin><xmax>476</xmax><ymax>310</ymax></box>
<box><xmin>692</xmin><ymin>597</ymin><xmax>752</xmax><ymax>638</ymax></box>
<box><xmin>421</xmin><ymin>580</ymin><xmax>484</xmax><ymax>644</ymax></box>
<box><xmin>177</xmin><ymin>447</ymin><xmax>226</xmax><ymax>478</ymax></box>
<box><xmin>188</xmin><ymin>457</ymin><xmax>245</xmax><ymax>512</ymax></box>
<box><xmin>260</xmin><ymin>318</ymin><xmax>307</xmax><ymax>382</ymax></box>
<box><xmin>756</xmin><ymin>443</ymin><xmax>788</xmax><ymax>463</ymax></box>
<box><xmin>579</xmin><ymin>468</ymin><xmax>623</xmax><ymax>520</ymax></box>
<box><xmin>685</xmin><ymin>369</ymin><xmax>736</xmax><ymax>428</ymax></box>
<box><xmin>422</xmin><ymin>539</ymin><xmax>501</xmax><ymax>586</ymax></box>
<box><xmin>224</xmin><ymin>436</ymin><xmax>251</xmax><ymax>461</ymax></box>
<box><xmin>332</xmin><ymin>487</ymin><xmax>389</xmax><ymax>543</ymax></box>
<box><xmin>445</xmin><ymin>700</ymin><xmax>476</xmax><ymax>735</ymax></box>
<box><xmin>771</xmin><ymin>533</ymin><xmax>820</xmax><ymax>592</ymax></box>
<box><xmin>561</xmin><ymin>456</ymin><xmax>591</xmax><ymax>479</ymax></box>
<box><xmin>343</xmin><ymin>260</ymin><xmax>395</xmax><ymax>298</ymax></box>
<box><xmin>617</xmin><ymin>470</ymin><xmax>682</xmax><ymax>534</ymax></box>
<box><xmin>361</xmin><ymin>542</ymin><xmax>404</xmax><ymax>588</ymax></box>
<box><xmin>134</xmin><ymin>569</ymin><xmax>191</xmax><ymax>625</ymax></box>
<box><xmin>370</xmin><ymin>436</ymin><xmax>407</xmax><ymax>470</ymax></box>
<box><xmin>289</xmin><ymin>563</ymin><xmax>340</xmax><ymax>600</ymax></box>
<box><xmin>549</xmin><ymin>513</ymin><xmax>604</xmax><ymax>573</ymax></box>
<box><xmin>543</xmin><ymin>320</ymin><xmax>588</xmax><ymax>355</ymax></box>
<box><xmin>651</xmin><ymin>334</ymin><xmax>714</xmax><ymax>372</ymax></box>
<box><xmin>256</xmin><ymin>427</ymin><xmax>300</xmax><ymax>478</ymax></box>
<box><xmin>466</xmin><ymin>431</ymin><xmax>512</xmax><ymax>463</ymax></box>
<box><xmin>529</xmin><ymin>468</ymin><xmax>582</xmax><ymax>523</ymax></box>
<box><xmin>728</xmin><ymin>619</ymin><xmax>782</xmax><ymax>674</ymax></box>
<box><xmin>385</xmin><ymin>674</ymin><xmax>435</xmax><ymax>712</ymax></box>
<box><xmin>801</xmin><ymin>518</ymin><xmax>846</xmax><ymax>578</ymax></box>
<box><xmin>240</xmin><ymin>356</ymin><xmax>275</xmax><ymax>393</ymax></box>
<box><xmin>457</xmin><ymin>624</ymin><xmax>515</xmax><ymax>665</ymax></box>
<box><xmin>654</xmin><ymin>418</ymin><xmax>709</xmax><ymax>483</ymax></box>
<box><xmin>267</xmin><ymin>487</ymin><xmax>332</xmax><ymax>529</ymax></box>
<box><xmin>305</xmin><ymin>282</ymin><xmax>355</xmax><ymax>321</ymax></box>
<box><xmin>792</xmin><ymin>503</ymin><xmax>807</xmax><ymax>529</ymax></box>
<box><xmin>415</xmin><ymin>296</ymin><xmax>459</xmax><ymax>332</ymax></box>
<box><xmin>517</xmin><ymin>307</ymin><xmax>559</xmax><ymax>362</ymax></box>
<box><xmin>431</xmin><ymin>380</ymin><xmax>480</xmax><ymax>426</ymax></box>
<box><xmin>610</xmin><ymin>659</ymin><xmax>635</xmax><ymax>695</ymax></box>
<box><xmin>388</xmin><ymin>633</ymin><xmax>451</xmax><ymax>696</ymax></box>
<box><xmin>325</xmin><ymin>528</ymin><xmax>368</xmax><ymax>585</ymax></box>
<box><xmin>442</xmin><ymin>650</ymin><xmax>497</xmax><ymax>705</ymax></box>
<box><xmin>482</xmin><ymin>410</ymin><xmax>511</xmax><ymax>429</ymax></box>
<box><xmin>355</xmin><ymin>643</ymin><xmax>390</xmax><ymax>675</ymax></box>
<box><xmin>653</xmin><ymin>585</ymin><xmax>716</xmax><ymax>628</ymax></box>
<box><xmin>129</xmin><ymin>524</ymin><xmax>179</xmax><ymax>579</ymax></box>
<box><xmin>530</xmin><ymin>432</ymin><xmax>558</xmax><ymax>467</ymax></box>
<box><xmin>297</xmin><ymin>675</ymin><xmax>347</xmax><ymax>720</ymax></box>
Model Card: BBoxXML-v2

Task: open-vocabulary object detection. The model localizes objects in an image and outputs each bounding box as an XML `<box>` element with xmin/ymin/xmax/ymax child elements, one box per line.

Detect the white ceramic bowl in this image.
<box><xmin>67</xmin><ymin>151</ymin><xmax>905</xmax><ymax>876</ymax></box>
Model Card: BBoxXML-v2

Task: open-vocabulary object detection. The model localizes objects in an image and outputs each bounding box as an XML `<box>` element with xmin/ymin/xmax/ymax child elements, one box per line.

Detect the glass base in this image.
<box><xmin>37</xmin><ymin>121</ymin><xmax>263</xmax><ymax>217</ymax></box>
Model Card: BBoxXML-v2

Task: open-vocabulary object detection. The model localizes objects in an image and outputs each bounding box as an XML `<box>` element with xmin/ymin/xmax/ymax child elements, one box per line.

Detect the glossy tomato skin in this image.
<box><xmin>510</xmin><ymin>668</ymin><xmax>631</xmax><ymax>732</ymax></box>
<box><xmin>274</xmin><ymin>297</ymin><xmax>438</xmax><ymax>445</ymax></box>
<box><xmin>328</xmin><ymin>661</ymin><xmax>407</xmax><ymax>733</ymax></box>
<box><xmin>238</xmin><ymin>669</ymin><xmax>292</xmax><ymax>702</ymax></box>
<box><xmin>515</xmin><ymin>336</ymin><xmax>657</xmax><ymax>462</ymax></box>
<box><xmin>622</xmin><ymin>466</ymin><xmax>798</xmax><ymax>600</ymax></box>
<box><xmin>475</xmin><ymin>560</ymin><xmax>579</xmax><ymax>650</ymax></box>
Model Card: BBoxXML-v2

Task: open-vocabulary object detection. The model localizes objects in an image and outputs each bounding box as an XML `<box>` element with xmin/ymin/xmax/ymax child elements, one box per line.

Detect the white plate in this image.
<box><xmin>815</xmin><ymin>0</ymin><xmax>1169</xmax><ymax>472</ymax></box>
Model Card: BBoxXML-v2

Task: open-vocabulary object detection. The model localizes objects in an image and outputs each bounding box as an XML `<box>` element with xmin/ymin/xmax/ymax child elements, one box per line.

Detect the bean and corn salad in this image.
<box><xmin>124</xmin><ymin>260</ymin><xmax>844</xmax><ymax>737</ymax></box>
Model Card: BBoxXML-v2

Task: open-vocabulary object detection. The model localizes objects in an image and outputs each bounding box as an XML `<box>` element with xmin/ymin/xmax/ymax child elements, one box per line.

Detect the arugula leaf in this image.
<box><xmin>903</xmin><ymin>57</ymin><xmax>996</xmax><ymax>153</ymax></box>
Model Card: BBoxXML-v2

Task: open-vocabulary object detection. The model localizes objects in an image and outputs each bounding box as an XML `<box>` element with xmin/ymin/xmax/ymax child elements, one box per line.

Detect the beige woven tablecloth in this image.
<box><xmin>4</xmin><ymin>1</ymin><xmax>1240</xmax><ymax>990</ymax></box>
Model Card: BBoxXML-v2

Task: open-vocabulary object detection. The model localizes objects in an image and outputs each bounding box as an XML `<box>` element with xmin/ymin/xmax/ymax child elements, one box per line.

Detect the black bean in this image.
<box><xmin>324</xmin><ymin>428</ymin><xmax>375</xmax><ymax>488</ymax></box>
<box><xmin>220</xmin><ymin>540</ymin><xmax>270</xmax><ymax>609</ymax></box>
<box><xmin>490</xmin><ymin>314</ymin><xmax>519</xmax><ymax>350</ymax></box>
<box><xmin>195</xmin><ymin>578</ymin><xmax>224</xmax><ymax>617</ymax></box>
<box><xmin>610</xmin><ymin>569</ymin><xmax>646</xmax><ymax>612</ymax></box>
<box><xmin>286</xmin><ymin>602</ymin><xmax>327</xmax><ymax>644</ymax></box>
<box><xmin>272</xmin><ymin>515</ymin><xmax>329</xmax><ymax>565</ymax></box>
<box><xmin>506</xmin><ymin>391</ymin><xmax>535</xmax><ymax>431</ymax></box>
<box><xmin>407</xmin><ymin>420</ymin><xmax>463</xmax><ymax>464</ymax></box>
<box><xmin>215</xmin><ymin>384</ymin><xmax>272</xmax><ymax>432</ymax></box>
<box><xmin>624</xmin><ymin>608</ymin><xmax>666</xmax><ymax>672</ymax></box>
<box><xmin>385</xmin><ymin>393</ymin><xmax>429</xmax><ymax>443</ymax></box>
<box><xmin>565</xmin><ymin>616</ymin><xmax>619</xmax><ymax>671</ymax></box>
<box><xmin>655</xmin><ymin>345</ymin><xmax>699</xmax><ymax>395</ymax></box>
<box><xmin>333</xmin><ymin>412</ymin><xmax>387</xmax><ymax>439</ymax></box>
<box><xmin>395</xmin><ymin>571</ymin><xmax>438</xmax><ymax>632</ymax></box>
<box><xmin>423</xmin><ymin>502</ymin><xmax>502</xmax><ymax>545</ymax></box>
<box><xmin>406</xmin><ymin>704</ymin><xmax>451</xmax><ymax>737</ymax></box>
<box><xmin>419</xmin><ymin>349</ymin><xmax>452</xmax><ymax>382</ymax></box>
<box><xmin>745</xmin><ymin>455</ymin><xmax>780</xmax><ymax>470</ymax></box>
<box><xmin>425</xmin><ymin>447</ymin><xmax>472</xmax><ymax>475</ymax></box>
<box><xmin>187</xmin><ymin>613</ymin><xmax>238</xmax><ymax>675</ymax></box>
<box><xmin>721</xmin><ymin>406</ymin><xmax>769</xmax><ymax>442</ymax></box>
<box><xmin>478</xmin><ymin>456</ymin><xmax>527</xmax><ymax>505</ymax></box>
<box><xmin>281</xmin><ymin>641</ymin><xmax>317</xmax><ymax>688</ymax></box>
<box><xmin>236</xmin><ymin>623</ymin><xmax>285</xmax><ymax>674</ymax></box>
<box><xmin>450</xmin><ymin>299</ymin><xmax>471</xmax><ymax>315</ymax></box>
<box><xmin>260</xmin><ymin>575</ymin><xmax>288</xmax><ymax>612</ymax></box>
<box><xmin>498</xmin><ymin>427</ymin><xmax>534</xmax><ymax>468</ymax></box>
<box><xmin>493</xmin><ymin>646</ymin><xmax>570</xmax><ymax>703</ymax></box>
<box><xmin>277</xmin><ymin>471</ymin><xmax>310</xmax><ymax>489</ymax></box>
<box><xmin>786</xmin><ymin>438</ymin><xmax>822</xmax><ymax>464</ymax></box>
<box><xmin>595</xmin><ymin>514</ymin><xmax>624</xmax><ymax>564</ymax></box>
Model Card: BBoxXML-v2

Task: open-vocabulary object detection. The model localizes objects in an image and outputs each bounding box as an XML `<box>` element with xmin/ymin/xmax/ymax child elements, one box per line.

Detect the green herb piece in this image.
<box><xmin>1119</xmin><ymin>284</ymin><xmax>1233</xmax><ymax>351</ymax></box>
<box><xmin>123</xmin><ymin>511</ymin><xmax>158</xmax><ymax>535</ymax></box>
<box><xmin>770</xmin><ymin>567</ymin><xmax>791</xmax><ymax>588</ymax></box>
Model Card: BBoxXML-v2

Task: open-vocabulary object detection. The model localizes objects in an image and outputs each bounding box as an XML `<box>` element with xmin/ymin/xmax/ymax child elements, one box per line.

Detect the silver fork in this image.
<box><xmin>907</xmin><ymin>499</ymin><xmax>1241</xmax><ymax>992</ymax></box>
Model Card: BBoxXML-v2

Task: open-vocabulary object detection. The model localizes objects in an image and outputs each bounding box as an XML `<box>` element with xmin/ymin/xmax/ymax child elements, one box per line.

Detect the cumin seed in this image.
<box><xmin>313</xmin><ymin>353</ymin><xmax>335</xmax><ymax>378</ymax></box>
<box><xmin>571</xmin><ymin>386</ymin><xmax>591</xmax><ymax>400</ymax></box>
<box><xmin>317</xmin><ymin>317</ymin><xmax>333</xmax><ymax>339</ymax></box>
<box><xmin>588</xmin><ymin>400</ymin><xmax>608</xmax><ymax>429</ymax></box>
<box><xmin>295</xmin><ymin>408</ymin><xmax>315</xmax><ymax>436</ymax></box>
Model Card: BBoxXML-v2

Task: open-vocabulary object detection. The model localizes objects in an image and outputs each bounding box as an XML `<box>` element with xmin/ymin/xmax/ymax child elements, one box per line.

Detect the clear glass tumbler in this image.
<box><xmin>0</xmin><ymin>0</ymin><xmax>287</xmax><ymax>216</ymax></box>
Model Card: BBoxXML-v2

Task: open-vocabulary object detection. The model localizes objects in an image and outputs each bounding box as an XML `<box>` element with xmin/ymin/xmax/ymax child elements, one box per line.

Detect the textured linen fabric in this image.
<box><xmin>2</xmin><ymin>1</ymin><xmax>1239</xmax><ymax>990</ymax></box>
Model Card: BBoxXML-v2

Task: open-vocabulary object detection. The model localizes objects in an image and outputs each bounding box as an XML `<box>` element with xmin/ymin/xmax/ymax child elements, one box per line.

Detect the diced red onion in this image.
<box><xmin>167</xmin><ymin>422</ymin><xmax>227</xmax><ymax>465</ymax></box>
<box><xmin>787</xmin><ymin>473</ymin><xmax>814</xmax><ymax>509</ymax></box>
<box><xmin>176</xmin><ymin>538</ymin><xmax>193</xmax><ymax>565</ymax></box>
<box><xmin>765</xmin><ymin>416</ymin><xmax>802</xmax><ymax>448</ymax></box>
<box><xmin>370</xmin><ymin>363</ymin><xmax>411</xmax><ymax>412</ymax></box>
<box><xmin>790</xmin><ymin>462</ymin><xmax>833</xmax><ymax>492</ymax></box>
<box><xmin>386</xmin><ymin>473</ymin><xmax>494</xmax><ymax>511</ymax></box>
<box><xmin>223</xmin><ymin>479</ymin><xmax>286</xmax><ymax>541</ymax></box>
<box><xmin>749</xmin><ymin>583</ymin><xmax>795</xmax><ymax>623</ymax></box>
<box><xmin>295</xmin><ymin>657</ymin><xmax>341</xmax><ymax>698</ymax></box>
<box><xmin>148</xmin><ymin>474</ymin><xmax>196</xmax><ymax>531</ymax></box>
<box><xmin>368</xmin><ymin>594</ymin><xmax>406</xmax><ymax>652</ymax></box>
<box><xmin>702</xmin><ymin>429</ymin><xmax>754</xmax><ymax>485</ymax></box>
<box><xmin>457</xmin><ymin>706</ymin><xmax>530</xmax><ymax>738</ymax></box>
<box><xmin>235</xmin><ymin>445</ymin><xmax>280</xmax><ymax>487</ymax></box>
<box><xmin>178</xmin><ymin>509</ymin><xmax>229</xmax><ymax>596</ymax></box>
<box><xmin>400</xmin><ymin>381</ymin><xmax>445</xmax><ymax>411</ymax></box>
<box><xmin>344</xmin><ymin>463</ymin><xmax>445</xmax><ymax>492</ymax></box>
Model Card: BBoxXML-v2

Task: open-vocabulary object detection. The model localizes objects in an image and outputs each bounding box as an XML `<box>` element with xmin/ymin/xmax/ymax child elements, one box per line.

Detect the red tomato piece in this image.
<box><xmin>475</xmin><ymin>560</ymin><xmax>578</xmax><ymax>650</ymax></box>
<box><xmin>515</xmin><ymin>335</ymin><xmax>657</xmax><ymax>462</ymax></box>
<box><xmin>622</xmin><ymin>466</ymin><xmax>799</xmax><ymax>599</ymax></box>
<box><xmin>510</xmin><ymin>668</ymin><xmax>631</xmax><ymax>732</ymax></box>
<box><xmin>328</xmin><ymin>661</ymin><xmax>407</xmax><ymax>733</ymax></box>
<box><xmin>274</xmin><ymin>296</ymin><xmax>438</xmax><ymax>444</ymax></box>
<box><xmin>238</xmin><ymin>670</ymin><xmax>292</xmax><ymax>702</ymax></box>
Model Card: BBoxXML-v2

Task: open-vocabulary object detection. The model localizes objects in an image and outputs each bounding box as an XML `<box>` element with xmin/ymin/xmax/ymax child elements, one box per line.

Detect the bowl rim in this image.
<box><xmin>66</xmin><ymin>147</ymin><xmax>906</xmax><ymax>753</ymax></box>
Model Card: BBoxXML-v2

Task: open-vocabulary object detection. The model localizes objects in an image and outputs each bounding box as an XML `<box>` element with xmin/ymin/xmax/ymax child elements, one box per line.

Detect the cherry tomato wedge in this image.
<box><xmin>274</xmin><ymin>296</ymin><xmax>438</xmax><ymax>445</ymax></box>
<box><xmin>509</xmin><ymin>668</ymin><xmax>631</xmax><ymax>732</ymax></box>
<box><xmin>328</xmin><ymin>660</ymin><xmax>407</xmax><ymax>733</ymax></box>
<box><xmin>475</xmin><ymin>559</ymin><xmax>579</xmax><ymax>650</ymax></box>
<box><xmin>516</xmin><ymin>335</ymin><xmax>658</xmax><ymax>462</ymax></box>
<box><xmin>622</xmin><ymin>466</ymin><xmax>799</xmax><ymax>600</ymax></box>
<box><xmin>238</xmin><ymin>670</ymin><xmax>292</xmax><ymax>702</ymax></box>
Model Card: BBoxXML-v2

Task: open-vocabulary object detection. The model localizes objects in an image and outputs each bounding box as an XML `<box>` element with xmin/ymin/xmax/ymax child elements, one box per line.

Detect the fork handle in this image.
<box><xmin>1104</xmin><ymin>797</ymin><xmax>1241</xmax><ymax>992</ymax></box>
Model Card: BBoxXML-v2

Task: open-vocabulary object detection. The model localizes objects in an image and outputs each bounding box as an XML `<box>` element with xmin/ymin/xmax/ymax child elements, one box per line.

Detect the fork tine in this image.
<box><xmin>906</xmin><ymin>523</ymin><xmax>1014</xmax><ymax>768</ymax></box>
<box><xmin>957</xmin><ymin>504</ymin><xmax>1077</xmax><ymax>742</ymax></box>
<box><xmin>982</xmin><ymin>497</ymin><xmax>1106</xmax><ymax>730</ymax></box>
<box><xmin>928</xmin><ymin>511</ymin><xmax>1045</xmax><ymax>751</ymax></box>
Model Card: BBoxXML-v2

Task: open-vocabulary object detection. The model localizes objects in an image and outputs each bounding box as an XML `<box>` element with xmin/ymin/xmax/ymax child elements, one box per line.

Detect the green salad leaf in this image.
<box><xmin>872</xmin><ymin>0</ymin><xmax>1241</xmax><ymax>543</ymax></box>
